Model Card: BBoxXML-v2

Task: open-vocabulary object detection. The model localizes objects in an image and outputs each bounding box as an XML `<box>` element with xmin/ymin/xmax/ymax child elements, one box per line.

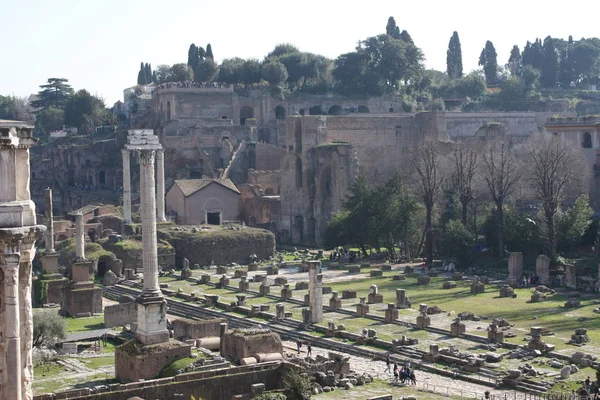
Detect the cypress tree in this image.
<box><xmin>507</xmin><ymin>45</ymin><xmax>522</xmax><ymax>76</ymax></box>
<box><xmin>478</xmin><ymin>41</ymin><xmax>498</xmax><ymax>85</ymax></box>
<box><xmin>446</xmin><ymin>31</ymin><xmax>463</xmax><ymax>79</ymax></box>
<box><xmin>386</xmin><ymin>17</ymin><xmax>397</xmax><ymax>36</ymax></box>
<box><xmin>393</xmin><ymin>26</ymin><xmax>401</xmax><ymax>40</ymax></box>
<box><xmin>145</xmin><ymin>63</ymin><xmax>152</xmax><ymax>83</ymax></box>
<box><xmin>188</xmin><ymin>44</ymin><xmax>199</xmax><ymax>69</ymax></box>
<box><xmin>541</xmin><ymin>36</ymin><xmax>558</xmax><ymax>88</ymax></box>
<box><xmin>206</xmin><ymin>43</ymin><xmax>214</xmax><ymax>60</ymax></box>
<box><xmin>137</xmin><ymin>62</ymin><xmax>147</xmax><ymax>85</ymax></box>
<box><xmin>400</xmin><ymin>30</ymin><xmax>413</xmax><ymax>44</ymax></box>
<box><xmin>198</xmin><ymin>46</ymin><xmax>206</xmax><ymax>61</ymax></box>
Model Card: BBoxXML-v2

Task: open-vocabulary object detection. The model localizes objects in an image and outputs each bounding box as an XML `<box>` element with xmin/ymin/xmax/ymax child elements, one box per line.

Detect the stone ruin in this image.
<box><xmin>384</xmin><ymin>303</ymin><xmax>398</xmax><ymax>322</ymax></box>
<box><xmin>356</xmin><ymin>297</ymin><xmax>369</xmax><ymax>317</ymax></box>
<box><xmin>218</xmin><ymin>274</ymin><xmax>230</xmax><ymax>288</ymax></box>
<box><xmin>259</xmin><ymin>279</ymin><xmax>270</xmax><ymax>296</ymax></box>
<box><xmin>488</xmin><ymin>323</ymin><xmax>504</xmax><ymax>343</ymax></box>
<box><xmin>329</xmin><ymin>291</ymin><xmax>342</xmax><ymax>310</ymax></box>
<box><xmin>369</xmin><ymin>269</ymin><xmax>383</xmax><ymax>277</ymax></box>
<box><xmin>564</xmin><ymin>264</ymin><xmax>577</xmax><ymax>289</ymax></box>
<box><xmin>564</xmin><ymin>295</ymin><xmax>581</xmax><ymax>308</ymax></box>
<box><xmin>367</xmin><ymin>285</ymin><xmax>383</xmax><ymax>303</ymax></box>
<box><xmin>238</xmin><ymin>276</ymin><xmax>249</xmax><ymax>292</ymax></box>
<box><xmin>569</xmin><ymin>328</ymin><xmax>590</xmax><ymax>345</ymax></box>
<box><xmin>443</xmin><ymin>281</ymin><xmax>457</xmax><ymax>289</ymax></box>
<box><xmin>180</xmin><ymin>257</ymin><xmax>192</xmax><ymax>279</ymax></box>
<box><xmin>426</xmin><ymin>305</ymin><xmax>443</xmax><ymax>315</ymax></box>
<box><xmin>298</xmin><ymin>354</ymin><xmax>373</xmax><ymax>393</ymax></box>
<box><xmin>417</xmin><ymin>276</ymin><xmax>430</xmax><ymax>285</ymax></box>
<box><xmin>222</xmin><ymin>328</ymin><xmax>283</xmax><ymax>365</ymax></box>
<box><xmin>416</xmin><ymin>303</ymin><xmax>431</xmax><ymax>328</ymax></box>
<box><xmin>234</xmin><ymin>269</ymin><xmax>247</xmax><ymax>279</ymax></box>
<box><xmin>536</xmin><ymin>254</ymin><xmax>551</xmax><ymax>286</ymax></box>
<box><xmin>103</xmin><ymin>270</ymin><xmax>119</xmax><ymax>286</ymax></box>
<box><xmin>235</xmin><ymin>294</ymin><xmax>247</xmax><ymax>307</ymax></box>
<box><xmin>392</xmin><ymin>335</ymin><xmax>418</xmax><ymax>348</ymax></box>
<box><xmin>280</xmin><ymin>284</ymin><xmax>293</xmax><ymax>300</ymax></box>
<box><xmin>326</xmin><ymin>322</ymin><xmax>347</xmax><ymax>336</ymax></box>
<box><xmin>341</xmin><ymin>289</ymin><xmax>357</xmax><ymax>299</ymax></box>
<box><xmin>527</xmin><ymin>327</ymin><xmax>555</xmax><ymax>353</ymax></box>
<box><xmin>404</xmin><ymin>265</ymin><xmax>414</xmax><ymax>273</ymax></box>
<box><xmin>392</xmin><ymin>274</ymin><xmax>406</xmax><ymax>281</ymax></box>
<box><xmin>571</xmin><ymin>351</ymin><xmax>596</xmax><ymax>367</ymax></box>
<box><xmin>470</xmin><ymin>276</ymin><xmax>485</xmax><ymax>294</ymax></box>
<box><xmin>395</xmin><ymin>288</ymin><xmax>411</xmax><ymax>308</ymax></box>
<box><xmin>450</xmin><ymin>317</ymin><xmax>466</xmax><ymax>336</ymax></box>
<box><xmin>499</xmin><ymin>284</ymin><xmax>515</xmax><ymax>298</ymax></box>
<box><xmin>530</xmin><ymin>290</ymin><xmax>547</xmax><ymax>303</ymax></box>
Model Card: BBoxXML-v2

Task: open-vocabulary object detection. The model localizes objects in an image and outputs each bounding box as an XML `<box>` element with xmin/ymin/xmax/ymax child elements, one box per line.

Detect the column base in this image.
<box><xmin>135</xmin><ymin>298</ymin><xmax>169</xmax><ymax>345</ymax></box>
<box><xmin>41</xmin><ymin>252</ymin><xmax>59</xmax><ymax>273</ymax></box>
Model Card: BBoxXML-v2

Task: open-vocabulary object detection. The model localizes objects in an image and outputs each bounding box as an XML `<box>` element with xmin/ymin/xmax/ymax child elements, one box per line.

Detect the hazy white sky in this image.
<box><xmin>2</xmin><ymin>0</ymin><xmax>598</xmax><ymax>105</ymax></box>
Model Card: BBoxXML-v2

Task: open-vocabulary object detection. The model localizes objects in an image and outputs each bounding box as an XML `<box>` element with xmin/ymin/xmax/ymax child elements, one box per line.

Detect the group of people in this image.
<box><xmin>385</xmin><ymin>355</ymin><xmax>416</xmax><ymax>385</ymax></box>
<box><xmin>296</xmin><ymin>340</ymin><xmax>312</xmax><ymax>356</ymax></box>
<box><xmin>152</xmin><ymin>81</ymin><xmax>230</xmax><ymax>93</ymax></box>
<box><xmin>328</xmin><ymin>247</ymin><xmax>357</xmax><ymax>263</ymax></box>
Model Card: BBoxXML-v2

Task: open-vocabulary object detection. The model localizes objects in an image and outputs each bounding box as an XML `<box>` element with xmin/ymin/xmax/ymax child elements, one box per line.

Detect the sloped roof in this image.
<box><xmin>174</xmin><ymin>179</ymin><xmax>240</xmax><ymax>197</ymax></box>
<box><xmin>63</xmin><ymin>328</ymin><xmax>112</xmax><ymax>343</ymax></box>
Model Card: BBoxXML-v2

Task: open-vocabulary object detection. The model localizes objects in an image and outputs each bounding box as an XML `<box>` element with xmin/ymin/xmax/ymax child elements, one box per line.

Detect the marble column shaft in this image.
<box><xmin>122</xmin><ymin>149</ymin><xmax>132</xmax><ymax>222</ymax></box>
<box><xmin>75</xmin><ymin>212</ymin><xmax>85</xmax><ymax>258</ymax></box>
<box><xmin>308</xmin><ymin>261</ymin><xmax>323</xmax><ymax>324</ymax></box>
<box><xmin>19</xmin><ymin>239</ymin><xmax>35</xmax><ymax>400</ymax></box>
<box><xmin>156</xmin><ymin>149</ymin><xmax>166</xmax><ymax>222</ymax></box>
<box><xmin>2</xmin><ymin>254</ymin><xmax>23</xmax><ymax>400</ymax></box>
<box><xmin>139</xmin><ymin>150</ymin><xmax>160</xmax><ymax>296</ymax></box>
<box><xmin>44</xmin><ymin>188</ymin><xmax>55</xmax><ymax>252</ymax></box>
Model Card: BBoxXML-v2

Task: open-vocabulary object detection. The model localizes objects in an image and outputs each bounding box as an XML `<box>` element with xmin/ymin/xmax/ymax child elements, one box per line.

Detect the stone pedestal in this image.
<box><xmin>488</xmin><ymin>324</ymin><xmax>504</xmax><ymax>343</ymax></box>
<box><xmin>396</xmin><ymin>289</ymin><xmax>411</xmax><ymax>308</ymax></box>
<box><xmin>200</xmin><ymin>274</ymin><xmax>211</xmax><ymax>284</ymax></box>
<box><xmin>443</xmin><ymin>281</ymin><xmax>457</xmax><ymax>289</ymax></box>
<box><xmin>499</xmin><ymin>285</ymin><xmax>515</xmax><ymax>298</ymax></box>
<box><xmin>216</xmin><ymin>265</ymin><xmax>228</xmax><ymax>275</ymax></box>
<box><xmin>564</xmin><ymin>264</ymin><xmax>577</xmax><ymax>289</ymax></box>
<box><xmin>356</xmin><ymin>297</ymin><xmax>369</xmax><ymax>317</ymax></box>
<box><xmin>276</xmin><ymin>303</ymin><xmax>285</xmax><ymax>319</ymax></box>
<box><xmin>470</xmin><ymin>280</ymin><xmax>485</xmax><ymax>294</ymax></box>
<box><xmin>41</xmin><ymin>252</ymin><xmax>59</xmax><ymax>274</ymax></box>
<box><xmin>508</xmin><ymin>252</ymin><xmax>523</xmax><ymax>280</ymax></box>
<box><xmin>385</xmin><ymin>304</ymin><xmax>398</xmax><ymax>322</ymax></box>
<box><xmin>417</xmin><ymin>276</ymin><xmax>430</xmax><ymax>285</ymax></box>
<box><xmin>329</xmin><ymin>291</ymin><xmax>342</xmax><ymax>310</ymax></box>
<box><xmin>416</xmin><ymin>315</ymin><xmax>431</xmax><ymax>328</ymax></box>
<box><xmin>536</xmin><ymin>255</ymin><xmax>551</xmax><ymax>286</ymax></box>
<box><xmin>281</xmin><ymin>284</ymin><xmax>292</xmax><ymax>300</ymax></box>
<box><xmin>218</xmin><ymin>275</ymin><xmax>230</xmax><ymax>289</ymax></box>
<box><xmin>259</xmin><ymin>282</ymin><xmax>270</xmax><ymax>296</ymax></box>
<box><xmin>307</xmin><ymin>260</ymin><xmax>323</xmax><ymax>324</ymax></box>
<box><xmin>370</xmin><ymin>269</ymin><xmax>383</xmax><ymax>277</ymax></box>
<box><xmin>451</xmin><ymin>319</ymin><xmax>466</xmax><ymax>336</ymax></box>
<box><xmin>239</xmin><ymin>277</ymin><xmax>249</xmax><ymax>292</ymax></box>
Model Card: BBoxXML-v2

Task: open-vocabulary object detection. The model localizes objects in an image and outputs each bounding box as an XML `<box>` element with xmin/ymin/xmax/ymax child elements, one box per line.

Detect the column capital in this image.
<box><xmin>138</xmin><ymin>149</ymin><xmax>156</xmax><ymax>166</ymax></box>
<box><xmin>121</xmin><ymin>149</ymin><xmax>130</xmax><ymax>156</ymax></box>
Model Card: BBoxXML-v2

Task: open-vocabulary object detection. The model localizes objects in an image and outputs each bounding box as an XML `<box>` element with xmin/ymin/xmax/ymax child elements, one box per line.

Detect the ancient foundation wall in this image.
<box><xmin>172</xmin><ymin>318</ymin><xmax>227</xmax><ymax>340</ymax></box>
<box><xmin>115</xmin><ymin>339</ymin><xmax>192</xmax><ymax>382</ymax></box>
<box><xmin>104</xmin><ymin>302</ymin><xmax>137</xmax><ymax>328</ymax></box>
<box><xmin>254</xmin><ymin>143</ymin><xmax>286</xmax><ymax>171</ymax></box>
<box><xmin>443</xmin><ymin>112</ymin><xmax>539</xmax><ymax>138</ymax></box>
<box><xmin>221</xmin><ymin>330</ymin><xmax>283</xmax><ymax>361</ymax></box>
<box><xmin>63</xmin><ymin>286</ymin><xmax>102</xmax><ymax>316</ymax></box>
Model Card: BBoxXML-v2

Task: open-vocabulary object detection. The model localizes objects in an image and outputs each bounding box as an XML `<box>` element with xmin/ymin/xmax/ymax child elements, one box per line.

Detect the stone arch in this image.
<box><xmin>358</xmin><ymin>105</ymin><xmax>370</xmax><ymax>113</ymax></box>
<box><xmin>240</xmin><ymin>106</ymin><xmax>254</xmax><ymax>125</ymax></box>
<box><xmin>328</xmin><ymin>105</ymin><xmax>343</xmax><ymax>115</ymax></box>
<box><xmin>97</xmin><ymin>255</ymin><xmax>112</xmax><ymax>277</ymax></box>
<box><xmin>583</xmin><ymin>132</ymin><xmax>592</xmax><ymax>148</ymax></box>
<box><xmin>295</xmin><ymin>157</ymin><xmax>303</xmax><ymax>188</ymax></box>
<box><xmin>258</xmin><ymin>128</ymin><xmax>270</xmax><ymax>143</ymax></box>
<box><xmin>167</xmin><ymin>101</ymin><xmax>172</xmax><ymax>121</ymax></box>
<box><xmin>99</xmin><ymin>170</ymin><xmax>106</xmax><ymax>185</ymax></box>
<box><xmin>309</xmin><ymin>105</ymin><xmax>324</xmax><ymax>115</ymax></box>
<box><xmin>275</xmin><ymin>105</ymin><xmax>286</xmax><ymax>120</ymax></box>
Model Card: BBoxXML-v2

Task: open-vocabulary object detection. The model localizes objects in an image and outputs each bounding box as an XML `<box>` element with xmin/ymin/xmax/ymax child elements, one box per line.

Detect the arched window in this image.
<box><xmin>275</xmin><ymin>105</ymin><xmax>286</xmax><ymax>120</ymax></box>
<box><xmin>258</xmin><ymin>128</ymin><xmax>270</xmax><ymax>143</ymax></box>
<box><xmin>309</xmin><ymin>105</ymin><xmax>324</xmax><ymax>115</ymax></box>
<box><xmin>583</xmin><ymin>132</ymin><xmax>592</xmax><ymax>148</ymax></box>
<box><xmin>328</xmin><ymin>105</ymin><xmax>343</xmax><ymax>115</ymax></box>
<box><xmin>167</xmin><ymin>101</ymin><xmax>171</xmax><ymax>121</ymax></box>
<box><xmin>99</xmin><ymin>170</ymin><xmax>106</xmax><ymax>185</ymax></box>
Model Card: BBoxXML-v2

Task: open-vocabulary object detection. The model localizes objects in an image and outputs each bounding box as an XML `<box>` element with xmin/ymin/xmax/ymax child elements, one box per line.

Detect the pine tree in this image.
<box><xmin>541</xmin><ymin>36</ymin><xmax>558</xmax><ymax>88</ymax></box>
<box><xmin>446</xmin><ymin>31</ymin><xmax>463</xmax><ymax>79</ymax></box>
<box><xmin>478</xmin><ymin>41</ymin><xmax>498</xmax><ymax>85</ymax></box>
<box><xmin>507</xmin><ymin>45</ymin><xmax>522</xmax><ymax>76</ymax></box>
<box><xmin>187</xmin><ymin>44</ymin><xmax>199</xmax><ymax>69</ymax></box>
<box><xmin>206</xmin><ymin>43</ymin><xmax>214</xmax><ymax>60</ymax></box>
<box><xmin>386</xmin><ymin>17</ymin><xmax>397</xmax><ymax>36</ymax></box>
<box><xmin>400</xmin><ymin>30</ymin><xmax>413</xmax><ymax>44</ymax></box>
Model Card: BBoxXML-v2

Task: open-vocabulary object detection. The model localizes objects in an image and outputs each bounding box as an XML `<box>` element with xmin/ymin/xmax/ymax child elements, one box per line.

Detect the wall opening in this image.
<box><xmin>275</xmin><ymin>105</ymin><xmax>286</xmax><ymax>120</ymax></box>
<box><xmin>248</xmin><ymin>150</ymin><xmax>256</xmax><ymax>169</ymax></box>
<box><xmin>583</xmin><ymin>132</ymin><xmax>592</xmax><ymax>148</ymax></box>
<box><xmin>358</xmin><ymin>105</ymin><xmax>370</xmax><ymax>113</ymax></box>
<box><xmin>295</xmin><ymin>157</ymin><xmax>303</xmax><ymax>188</ymax></box>
<box><xmin>167</xmin><ymin>101</ymin><xmax>171</xmax><ymax>121</ymax></box>
<box><xmin>294</xmin><ymin>118</ymin><xmax>302</xmax><ymax>153</ymax></box>
<box><xmin>248</xmin><ymin>216</ymin><xmax>256</xmax><ymax>227</ymax></box>
<box><xmin>298</xmin><ymin>108</ymin><xmax>305</xmax><ymax>116</ymax></box>
<box><xmin>309</xmin><ymin>105</ymin><xmax>324</xmax><ymax>115</ymax></box>
<box><xmin>87</xmin><ymin>228</ymin><xmax>97</xmax><ymax>243</ymax></box>
<box><xmin>97</xmin><ymin>261</ymin><xmax>108</xmax><ymax>277</ymax></box>
<box><xmin>264</xmin><ymin>188</ymin><xmax>275</xmax><ymax>195</ymax></box>
<box><xmin>207</xmin><ymin>211</ymin><xmax>221</xmax><ymax>225</ymax></box>
<box><xmin>294</xmin><ymin>216</ymin><xmax>304</xmax><ymax>243</ymax></box>
<box><xmin>99</xmin><ymin>170</ymin><xmax>106</xmax><ymax>185</ymax></box>
<box><xmin>328</xmin><ymin>105</ymin><xmax>343</xmax><ymax>115</ymax></box>
<box><xmin>240</xmin><ymin>106</ymin><xmax>254</xmax><ymax>125</ymax></box>
<box><xmin>258</xmin><ymin>128</ymin><xmax>270</xmax><ymax>143</ymax></box>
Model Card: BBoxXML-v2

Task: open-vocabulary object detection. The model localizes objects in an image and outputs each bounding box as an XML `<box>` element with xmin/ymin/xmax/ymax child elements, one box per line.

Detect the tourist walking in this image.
<box><xmin>296</xmin><ymin>340</ymin><xmax>302</xmax><ymax>354</ymax></box>
<box><xmin>307</xmin><ymin>344</ymin><xmax>312</xmax><ymax>356</ymax></box>
<box><xmin>393</xmin><ymin>363</ymin><xmax>399</xmax><ymax>382</ymax></box>
<box><xmin>384</xmin><ymin>354</ymin><xmax>391</xmax><ymax>373</ymax></box>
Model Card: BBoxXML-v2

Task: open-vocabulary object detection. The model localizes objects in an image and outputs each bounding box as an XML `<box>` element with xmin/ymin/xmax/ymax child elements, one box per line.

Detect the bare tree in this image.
<box><xmin>481</xmin><ymin>141</ymin><xmax>520</xmax><ymax>257</ymax></box>
<box><xmin>411</xmin><ymin>140</ymin><xmax>445</xmax><ymax>267</ymax></box>
<box><xmin>450</xmin><ymin>144</ymin><xmax>479</xmax><ymax>225</ymax></box>
<box><xmin>524</xmin><ymin>134</ymin><xmax>589</xmax><ymax>260</ymax></box>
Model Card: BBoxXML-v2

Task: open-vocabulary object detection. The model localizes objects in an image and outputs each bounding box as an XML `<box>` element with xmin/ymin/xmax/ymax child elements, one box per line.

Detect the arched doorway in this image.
<box><xmin>97</xmin><ymin>255</ymin><xmax>111</xmax><ymax>277</ymax></box>
<box><xmin>309</xmin><ymin>105</ymin><xmax>324</xmax><ymax>115</ymax></box>
<box><xmin>258</xmin><ymin>128</ymin><xmax>270</xmax><ymax>143</ymax></box>
<box><xmin>88</xmin><ymin>228</ymin><xmax>97</xmax><ymax>242</ymax></box>
<box><xmin>275</xmin><ymin>105</ymin><xmax>286</xmax><ymax>120</ymax></box>
<box><xmin>328</xmin><ymin>105</ymin><xmax>343</xmax><ymax>115</ymax></box>
<box><xmin>240</xmin><ymin>106</ymin><xmax>254</xmax><ymax>125</ymax></box>
<box><xmin>583</xmin><ymin>132</ymin><xmax>592</xmax><ymax>148</ymax></box>
<box><xmin>99</xmin><ymin>170</ymin><xmax>106</xmax><ymax>185</ymax></box>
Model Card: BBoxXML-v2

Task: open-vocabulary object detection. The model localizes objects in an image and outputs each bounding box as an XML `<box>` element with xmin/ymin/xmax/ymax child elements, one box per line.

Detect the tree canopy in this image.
<box><xmin>31</xmin><ymin>78</ymin><xmax>74</xmax><ymax>110</ymax></box>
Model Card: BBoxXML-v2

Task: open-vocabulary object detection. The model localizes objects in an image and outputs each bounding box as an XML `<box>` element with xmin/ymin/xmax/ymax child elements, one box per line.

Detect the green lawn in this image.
<box><xmin>65</xmin><ymin>316</ymin><xmax>105</xmax><ymax>333</ymax></box>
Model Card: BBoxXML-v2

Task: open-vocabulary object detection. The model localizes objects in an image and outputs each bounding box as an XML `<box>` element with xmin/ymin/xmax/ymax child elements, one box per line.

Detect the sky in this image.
<box><xmin>2</xmin><ymin>0</ymin><xmax>599</xmax><ymax>105</ymax></box>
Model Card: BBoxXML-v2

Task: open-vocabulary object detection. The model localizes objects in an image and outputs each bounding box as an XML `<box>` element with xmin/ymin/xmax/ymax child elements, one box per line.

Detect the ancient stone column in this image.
<box><xmin>122</xmin><ymin>149</ymin><xmax>132</xmax><ymax>223</ymax></box>
<box><xmin>135</xmin><ymin>149</ymin><xmax>169</xmax><ymax>345</ymax></box>
<box><xmin>307</xmin><ymin>260</ymin><xmax>323</xmax><ymax>323</ymax></box>
<box><xmin>19</xmin><ymin>238</ymin><xmax>36</xmax><ymax>400</ymax></box>
<box><xmin>75</xmin><ymin>212</ymin><xmax>85</xmax><ymax>258</ymax></box>
<box><xmin>44</xmin><ymin>188</ymin><xmax>55</xmax><ymax>252</ymax></box>
<box><xmin>156</xmin><ymin>149</ymin><xmax>166</xmax><ymax>222</ymax></box>
<box><xmin>2</xmin><ymin>250</ymin><xmax>23</xmax><ymax>400</ymax></box>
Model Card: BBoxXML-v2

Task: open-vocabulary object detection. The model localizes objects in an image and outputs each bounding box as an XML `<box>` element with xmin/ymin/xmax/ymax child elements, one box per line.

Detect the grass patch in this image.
<box><xmin>81</xmin><ymin>356</ymin><xmax>114</xmax><ymax>370</ymax></box>
<box><xmin>159</xmin><ymin>356</ymin><xmax>201</xmax><ymax>378</ymax></box>
<box><xmin>34</xmin><ymin>361</ymin><xmax>67</xmax><ymax>378</ymax></box>
<box><xmin>65</xmin><ymin>316</ymin><xmax>105</xmax><ymax>333</ymax></box>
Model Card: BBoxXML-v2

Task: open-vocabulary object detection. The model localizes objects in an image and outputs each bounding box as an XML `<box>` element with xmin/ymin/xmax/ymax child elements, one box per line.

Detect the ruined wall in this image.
<box><xmin>159</xmin><ymin>227</ymin><xmax>275</xmax><ymax>266</ymax></box>
<box><xmin>248</xmin><ymin>170</ymin><xmax>281</xmax><ymax>195</ymax></box>
<box><xmin>221</xmin><ymin>329</ymin><xmax>283</xmax><ymax>362</ymax></box>
<box><xmin>62</xmin><ymin>285</ymin><xmax>103</xmax><ymax>316</ymax></box>
<box><xmin>443</xmin><ymin>112</ymin><xmax>539</xmax><ymax>139</ymax></box>
<box><xmin>254</xmin><ymin>142</ymin><xmax>286</xmax><ymax>171</ymax></box>
<box><xmin>238</xmin><ymin>185</ymin><xmax>281</xmax><ymax>236</ymax></box>
<box><xmin>172</xmin><ymin>317</ymin><xmax>227</xmax><ymax>340</ymax></box>
<box><xmin>115</xmin><ymin>340</ymin><xmax>192</xmax><ymax>383</ymax></box>
<box><xmin>104</xmin><ymin>301</ymin><xmax>137</xmax><ymax>328</ymax></box>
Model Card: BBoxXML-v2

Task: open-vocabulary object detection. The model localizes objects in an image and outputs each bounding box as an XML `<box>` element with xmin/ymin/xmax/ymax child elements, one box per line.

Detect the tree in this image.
<box><xmin>155</xmin><ymin>64</ymin><xmax>173</xmax><ymax>84</ymax></box>
<box><xmin>438</xmin><ymin>219</ymin><xmax>474</xmax><ymax>267</ymax></box>
<box><xmin>206</xmin><ymin>43</ymin><xmax>214</xmax><ymax>60</ymax></box>
<box><xmin>267</xmin><ymin>43</ymin><xmax>299</xmax><ymax>58</ymax></box>
<box><xmin>261</xmin><ymin>60</ymin><xmax>288</xmax><ymax>86</ymax></box>
<box><xmin>541</xmin><ymin>36</ymin><xmax>558</xmax><ymax>88</ymax></box>
<box><xmin>194</xmin><ymin>59</ymin><xmax>218</xmax><ymax>82</ymax></box>
<box><xmin>411</xmin><ymin>140</ymin><xmax>445</xmax><ymax>267</ymax></box>
<box><xmin>218</xmin><ymin>58</ymin><xmax>245</xmax><ymax>84</ymax></box>
<box><xmin>524</xmin><ymin>134</ymin><xmax>589</xmax><ymax>260</ymax></box>
<box><xmin>0</xmin><ymin>95</ymin><xmax>34</xmax><ymax>123</ymax></box>
<box><xmin>507</xmin><ymin>45</ymin><xmax>522</xmax><ymax>77</ymax></box>
<box><xmin>170</xmin><ymin>63</ymin><xmax>194</xmax><ymax>82</ymax></box>
<box><xmin>35</xmin><ymin>106</ymin><xmax>64</xmax><ymax>133</ymax></box>
<box><xmin>559</xmin><ymin>194</ymin><xmax>593</xmax><ymax>251</ymax></box>
<box><xmin>482</xmin><ymin>141</ymin><xmax>520</xmax><ymax>257</ymax></box>
<box><xmin>446</xmin><ymin>31</ymin><xmax>463</xmax><ymax>79</ymax></box>
<box><xmin>283</xmin><ymin>369</ymin><xmax>311</xmax><ymax>400</ymax></box>
<box><xmin>145</xmin><ymin>63</ymin><xmax>152</xmax><ymax>84</ymax></box>
<box><xmin>240</xmin><ymin>59</ymin><xmax>262</xmax><ymax>86</ymax></box>
<box><xmin>450</xmin><ymin>145</ymin><xmax>478</xmax><ymax>225</ymax></box>
<box><xmin>385</xmin><ymin>16</ymin><xmax>397</xmax><ymax>36</ymax></box>
<box><xmin>187</xmin><ymin>44</ymin><xmax>199</xmax><ymax>69</ymax></box>
<box><xmin>478</xmin><ymin>41</ymin><xmax>498</xmax><ymax>85</ymax></box>
<box><xmin>33</xmin><ymin>309</ymin><xmax>66</xmax><ymax>348</ymax></box>
<box><xmin>64</xmin><ymin>89</ymin><xmax>108</xmax><ymax>133</ymax></box>
<box><xmin>400</xmin><ymin>30</ymin><xmax>414</xmax><ymax>44</ymax></box>
<box><xmin>31</xmin><ymin>78</ymin><xmax>74</xmax><ymax>110</ymax></box>
<box><xmin>137</xmin><ymin>62</ymin><xmax>148</xmax><ymax>85</ymax></box>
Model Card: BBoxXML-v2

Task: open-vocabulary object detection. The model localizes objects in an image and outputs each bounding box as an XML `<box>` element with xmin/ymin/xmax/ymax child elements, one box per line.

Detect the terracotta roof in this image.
<box><xmin>174</xmin><ymin>179</ymin><xmax>240</xmax><ymax>197</ymax></box>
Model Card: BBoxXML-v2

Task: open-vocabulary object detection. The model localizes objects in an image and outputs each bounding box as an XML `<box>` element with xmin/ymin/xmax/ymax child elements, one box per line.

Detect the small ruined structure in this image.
<box><xmin>530</xmin><ymin>290</ymin><xmax>546</xmax><ymax>303</ymax></box>
<box><xmin>528</xmin><ymin>327</ymin><xmax>555</xmax><ymax>352</ymax></box>
<box><xmin>259</xmin><ymin>279</ymin><xmax>270</xmax><ymax>295</ymax></box>
<box><xmin>356</xmin><ymin>297</ymin><xmax>369</xmax><ymax>317</ymax></box>
<box><xmin>385</xmin><ymin>303</ymin><xmax>398</xmax><ymax>322</ymax></box>
<box><xmin>499</xmin><ymin>285</ymin><xmax>515</xmax><ymax>298</ymax></box>
<box><xmin>450</xmin><ymin>317</ymin><xmax>466</xmax><ymax>336</ymax></box>
<box><xmin>443</xmin><ymin>281</ymin><xmax>457</xmax><ymax>289</ymax></box>
<box><xmin>329</xmin><ymin>291</ymin><xmax>342</xmax><ymax>310</ymax></box>
<box><xmin>396</xmin><ymin>288</ymin><xmax>411</xmax><ymax>308</ymax></box>
<box><xmin>280</xmin><ymin>284</ymin><xmax>293</xmax><ymax>300</ymax></box>
<box><xmin>367</xmin><ymin>284</ymin><xmax>383</xmax><ymax>303</ymax></box>
<box><xmin>115</xmin><ymin>130</ymin><xmax>190</xmax><ymax>382</ymax></box>
<box><xmin>416</xmin><ymin>303</ymin><xmax>431</xmax><ymax>328</ymax></box>
<box><xmin>417</xmin><ymin>276</ymin><xmax>430</xmax><ymax>285</ymax></box>
<box><xmin>507</xmin><ymin>252</ymin><xmax>523</xmax><ymax>281</ymax></box>
<box><xmin>488</xmin><ymin>324</ymin><xmax>504</xmax><ymax>343</ymax></box>
<box><xmin>536</xmin><ymin>255</ymin><xmax>551</xmax><ymax>286</ymax></box>
<box><xmin>307</xmin><ymin>260</ymin><xmax>323</xmax><ymax>323</ymax></box>
<box><xmin>238</xmin><ymin>276</ymin><xmax>249</xmax><ymax>292</ymax></box>
<box><xmin>222</xmin><ymin>328</ymin><xmax>283</xmax><ymax>365</ymax></box>
<box><xmin>470</xmin><ymin>276</ymin><xmax>485</xmax><ymax>294</ymax></box>
<box><xmin>0</xmin><ymin>120</ymin><xmax>46</xmax><ymax>400</ymax></box>
<box><xmin>564</xmin><ymin>264</ymin><xmax>577</xmax><ymax>289</ymax></box>
<box><xmin>564</xmin><ymin>296</ymin><xmax>581</xmax><ymax>308</ymax></box>
<box><xmin>569</xmin><ymin>328</ymin><xmax>590</xmax><ymax>345</ymax></box>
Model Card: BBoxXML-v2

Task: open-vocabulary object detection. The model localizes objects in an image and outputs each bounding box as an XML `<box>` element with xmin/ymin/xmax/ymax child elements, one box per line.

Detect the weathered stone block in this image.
<box><xmin>417</xmin><ymin>276</ymin><xmax>430</xmax><ymax>285</ymax></box>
